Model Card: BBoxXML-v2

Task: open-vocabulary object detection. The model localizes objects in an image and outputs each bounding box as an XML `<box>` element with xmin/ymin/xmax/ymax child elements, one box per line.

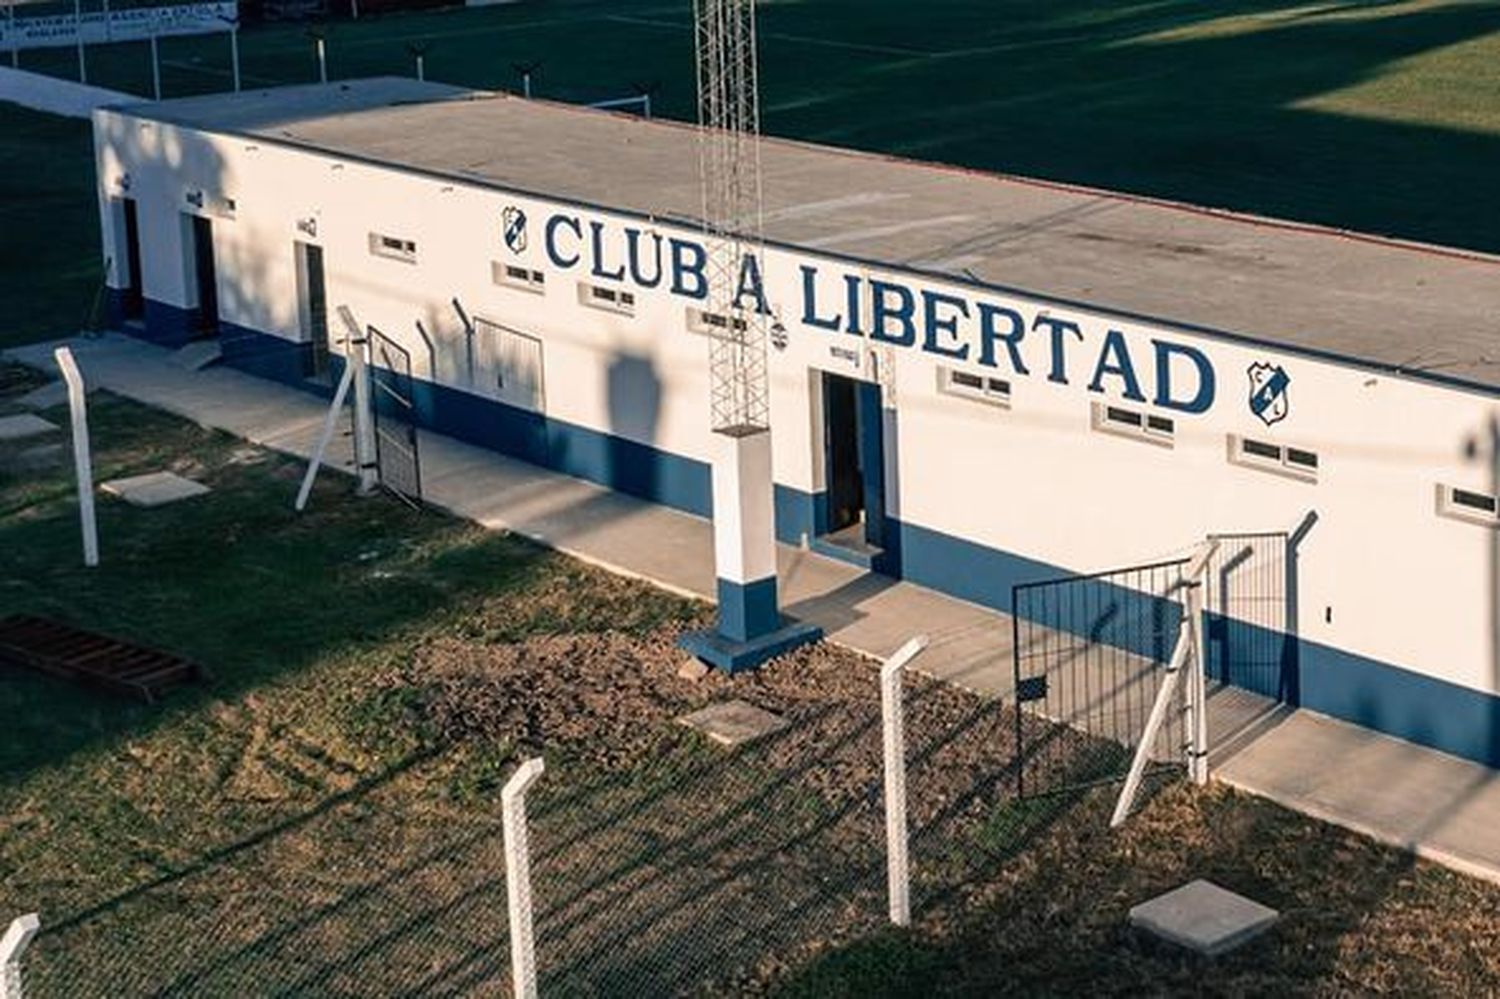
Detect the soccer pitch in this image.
<box><xmin>10</xmin><ymin>0</ymin><xmax>1500</xmax><ymax>254</ymax></box>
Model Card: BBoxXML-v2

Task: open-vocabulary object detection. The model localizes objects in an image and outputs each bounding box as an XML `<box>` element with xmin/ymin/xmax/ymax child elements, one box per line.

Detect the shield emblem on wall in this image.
<box><xmin>1247</xmin><ymin>362</ymin><xmax>1290</xmax><ymax>426</ymax></box>
<box><xmin>502</xmin><ymin>206</ymin><xmax>528</xmax><ymax>254</ymax></box>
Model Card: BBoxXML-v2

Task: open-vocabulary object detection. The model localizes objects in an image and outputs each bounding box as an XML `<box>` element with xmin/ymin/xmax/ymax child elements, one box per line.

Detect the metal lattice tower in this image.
<box><xmin>694</xmin><ymin>0</ymin><xmax>769</xmax><ymax>436</ymax></box>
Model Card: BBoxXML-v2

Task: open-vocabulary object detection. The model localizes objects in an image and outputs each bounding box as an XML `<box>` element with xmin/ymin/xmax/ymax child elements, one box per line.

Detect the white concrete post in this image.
<box><xmin>149</xmin><ymin>31</ymin><xmax>160</xmax><ymax>100</ymax></box>
<box><xmin>522</xmin><ymin>70</ymin><xmax>531</xmax><ymax>99</ymax></box>
<box><xmin>54</xmin><ymin>348</ymin><xmax>97</xmax><ymax>568</ymax></box>
<box><xmin>502</xmin><ymin>758</ymin><xmax>545</xmax><ymax>999</ymax></box>
<box><xmin>1188</xmin><ymin>580</ymin><xmax>1209</xmax><ymax>785</ymax></box>
<box><xmin>316</xmin><ymin>36</ymin><xmax>326</xmax><ymax>83</ymax></box>
<box><xmin>336</xmin><ymin>307</ymin><xmax>377</xmax><ymax>495</ymax></box>
<box><xmin>881</xmin><ymin>635</ymin><xmax>928</xmax><ymax>927</ymax></box>
<box><xmin>349</xmin><ymin>0</ymin><xmax>358</xmax><ymax>18</ymax></box>
<box><xmin>1</xmin><ymin>913</ymin><xmax>41</xmax><ymax>999</ymax></box>
<box><xmin>643</xmin><ymin>93</ymin><xmax>652</xmax><ymax>119</ymax></box>
<box><xmin>73</xmin><ymin>0</ymin><xmax>85</xmax><ymax>83</ymax></box>
<box><xmin>293</xmin><ymin>360</ymin><xmax>356</xmax><ymax>511</ymax></box>
<box><xmin>415</xmin><ymin>53</ymin><xmax>424</xmax><ymax>81</ymax></box>
<box><xmin>9</xmin><ymin>3</ymin><xmax>19</xmax><ymax>69</ymax></box>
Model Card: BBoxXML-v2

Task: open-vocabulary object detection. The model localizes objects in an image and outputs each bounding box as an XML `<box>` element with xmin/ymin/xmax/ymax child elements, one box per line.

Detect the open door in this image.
<box><xmin>120</xmin><ymin>198</ymin><xmax>144</xmax><ymax>321</ymax></box>
<box><xmin>189</xmin><ymin>214</ymin><xmax>219</xmax><ymax>336</ymax></box>
<box><xmin>820</xmin><ymin>371</ymin><xmax>887</xmax><ymax>559</ymax></box>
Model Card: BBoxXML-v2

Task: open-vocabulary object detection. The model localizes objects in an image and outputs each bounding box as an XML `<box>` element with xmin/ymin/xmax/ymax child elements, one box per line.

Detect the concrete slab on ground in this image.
<box><xmin>677</xmin><ymin>700</ymin><xmax>789</xmax><ymax>747</ymax></box>
<box><xmin>0</xmin><ymin>414</ymin><xmax>59</xmax><ymax>440</ymax></box>
<box><xmin>1129</xmin><ymin>879</ymin><xmax>1278</xmax><ymax>956</ymax></box>
<box><xmin>8</xmin><ymin>332</ymin><xmax>1500</xmax><ymax>887</ymax></box>
<box><xmin>170</xmin><ymin>342</ymin><xmax>223</xmax><ymax>371</ymax></box>
<box><xmin>100</xmin><ymin>471</ymin><xmax>211</xmax><ymax>507</ymax></box>
<box><xmin>16</xmin><ymin>381</ymin><xmax>67</xmax><ymax>411</ymax></box>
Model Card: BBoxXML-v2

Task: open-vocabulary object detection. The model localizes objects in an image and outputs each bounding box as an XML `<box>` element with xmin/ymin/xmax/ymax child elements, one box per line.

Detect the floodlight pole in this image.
<box><xmin>54</xmin><ymin>347</ymin><xmax>98</xmax><ymax>568</ymax></box>
<box><xmin>228</xmin><ymin>20</ymin><xmax>240</xmax><ymax>91</ymax></box>
<box><xmin>149</xmin><ymin>31</ymin><xmax>160</xmax><ymax>99</ymax></box>
<box><xmin>73</xmin><ymin>0</ymin><xmax>85</xmax><ymax>83</ymax></box>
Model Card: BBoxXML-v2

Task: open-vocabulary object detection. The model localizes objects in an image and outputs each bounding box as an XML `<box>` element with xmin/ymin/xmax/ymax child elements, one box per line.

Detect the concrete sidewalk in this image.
<box><xmin>9</xmin><ymin>332</ymin><xmax>1500</xmax><ymax>885</ymax></box>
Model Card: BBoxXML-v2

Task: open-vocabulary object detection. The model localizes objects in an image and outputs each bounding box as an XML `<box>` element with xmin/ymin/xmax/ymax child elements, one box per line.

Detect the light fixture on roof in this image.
<box><xmin>296</xmin><ymin>217</ymin><xmax>318</xmax><ymax>238</ymax></box>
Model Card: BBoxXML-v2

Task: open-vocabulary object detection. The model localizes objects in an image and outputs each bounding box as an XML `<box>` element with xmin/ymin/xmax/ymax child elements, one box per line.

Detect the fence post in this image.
<box><xmin>335</xmin><ymin>307</ymin><xmax>377</xmax><ymax>495</ymax></box>
<box><xmin>54</xmin><ymin>348</ymin><xmax>97</xmax><ymax>567</ymax></box>
<box><xmin>880</xmin><ymin>635</ymin><xmax>929</xmax><ymax>928</ymax></box>
<box><xmin>1188</xmin><ymin>578</ymin><xmax>1209</xmax><ymax>785</ymax></box>
<box><xmin>502</xmin><ymin>758</ymin><xmax>545</xmax><ymax>999</ymax></box>
<box><xmin>1</xmin><ymin>913</ymin><xmax>40</xmax><ymax>999</ymax></box>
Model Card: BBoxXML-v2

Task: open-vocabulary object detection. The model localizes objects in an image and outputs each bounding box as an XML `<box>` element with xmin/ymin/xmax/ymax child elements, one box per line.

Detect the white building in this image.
<box><xmin>92</xmin><ymin>79</ymin><xmax>1500</xmax><ymax>767</ymax></box>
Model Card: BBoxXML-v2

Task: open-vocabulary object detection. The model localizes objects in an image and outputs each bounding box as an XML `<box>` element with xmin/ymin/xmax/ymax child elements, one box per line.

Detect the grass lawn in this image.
<box><xmin>2</xmin><ymin>363</ymin><xmax>1500</xmax><ymax>995</ymax></box>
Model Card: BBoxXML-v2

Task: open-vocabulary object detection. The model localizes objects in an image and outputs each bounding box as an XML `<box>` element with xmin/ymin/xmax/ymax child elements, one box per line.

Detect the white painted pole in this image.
<box><xmin>1110</xmin><ymin>620</ymin><xmax>1190</xmax><ymax>829</ymax></box>
<box><xmin>350</xmin><ymin>0</ymin><xmax>358</xmax><ymax>18</ymax></box>
<box><xmin>1</xmin><ymin>913</ymin><xmax>41</xmax><ymax>999</ymax></box>
<box><xmin>881</xmin><ymin>635</ymin><xmax>928</xmax><ymax>927</ymax></box>
<box><xmin>522</xmin><ymin>70</ymin><xmax>531</xmax><ymax>99</ymax></box>
<box><xmin>316</xmin><ymin>36</ymin><xmax>326</xmax><ymax>83</ymax></box>
<box><xmin>54</xmin><ymin>348</ymin><xmax>98</xmax><ymax>568</ymax></box>
<box><xmin>73</xmin><ymin>0</ymin><xmax>85</xmax><ymax>83</ymax></box>
<box><xmin>643</xmin><ymin>93</ymin><xmax>652</xmax><ymax>119</ymax></box>
<box><xmin>502</xmin><ymin>758</ymin><xmax>545</xmax><ymax>999</ymax></box>
<box><xmin>1189</xmin><ymin>581</ymin><xmax>1209</xmax><ymax>785</ymax></box>
<box><xmin>336</xmin><ymin>307</ymin><xmax>377</xmax><ymax>495</ymax></box>
<box><xmin>415</xmin><ymin>53</ymin><xmax>423</xmax><ymax>81</ymax></box>
<box><xmin>9</xmin><ymin>3</ymin><xmax>19</xmax><ymax>69</ymax></box>
<box><xmin>230</xmin><ymin>24</ymin><xmax>240</xmax><ymax>91</ymax></box>
<box><xmin>294</xmin><ymin>361</ymin><xmax>356</xmax><ymax>511</ymax></box>
<box><xmin>149</xmin><ymin>31</ymin><xmax>160</xmax><ymax>100</ymax></box>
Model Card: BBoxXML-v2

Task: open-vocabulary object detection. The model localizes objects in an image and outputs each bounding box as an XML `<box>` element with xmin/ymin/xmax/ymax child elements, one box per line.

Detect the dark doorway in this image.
<box><xmin>121</xmin><ymin>199</ymin><xmax>144</xmax><ymax>321</ymax></box>
<box><xmin>821</xmin><ymin>372</ymin><xmax>886</xmax><ymax>551</ymax></box>
<box><xmin>297</xmin><ymin>242</ymin><xmax>330</xmax><ymax>380</ymax></box>
<box><xmin>190</xmin><ymin>214</ymin><xmax>219</xmax><ymax>336</ymax></box>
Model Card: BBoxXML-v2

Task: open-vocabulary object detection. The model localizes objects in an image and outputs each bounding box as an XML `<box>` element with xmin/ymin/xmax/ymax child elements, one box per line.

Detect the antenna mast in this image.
<box><xmin>695</xmin><ymin>0</ymin><xmax>768</xmax><ymax>435</ymax></box>
<box><xmin>680</xmin><ymin>0</ymin><xmax>822</xmax><ymax>672</ymax></box>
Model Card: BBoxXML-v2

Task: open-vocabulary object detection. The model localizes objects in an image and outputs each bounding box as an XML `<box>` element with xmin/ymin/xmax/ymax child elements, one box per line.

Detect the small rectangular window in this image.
<box><xmin>1092</xmin><ymin>401</ymin><xmax>1174</xmax><ymax>447</ymax></box>
<box><xmin>493</xmin><ymin>261</ymin><xmax>545</xmax><ymax>293</ymax></box>
<box><xmin>369</xmin><ymin>232</ymin><xmax>417</xmax><ymax>263</ymax></box>
<box><xmin>939</xmin><ymin>366</ymin><xmax>1011</xmax><ymax>408</ymax></box>
<box><xmin>1438</xmin><ymin>484</ymin><xmax>1500</xmax><ymax>526</ymax></box>
<box><xmin>1230</xmin><ymin>435</ymin><xmax>1319</xmax><ymax>481</ymax></box>
<box><xmin>578</xmin><ymin>281</ymin><xmax>635</xmax><ymax>315</ymax></box>
<box><xmin>687</xmin><ymin>308</ymin><xmax>750</xmax><ymax>336</ymax></box>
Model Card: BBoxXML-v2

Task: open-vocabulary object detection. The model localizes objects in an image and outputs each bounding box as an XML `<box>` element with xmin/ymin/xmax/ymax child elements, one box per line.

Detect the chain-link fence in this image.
<box><xmin>7</xmin><ymin>637</ymin><xmax>1132</xmax><ymax>997</ymax></box>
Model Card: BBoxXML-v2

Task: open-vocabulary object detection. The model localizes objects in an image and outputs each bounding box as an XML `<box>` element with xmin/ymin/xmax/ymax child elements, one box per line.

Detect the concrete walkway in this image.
<box><xmin>9</xmin><ymin>332</ymin><xmax>1500</xmax><ymax>885</ymax></box>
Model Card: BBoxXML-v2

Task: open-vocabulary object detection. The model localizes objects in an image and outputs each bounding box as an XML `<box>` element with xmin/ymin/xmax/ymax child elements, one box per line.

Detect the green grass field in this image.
<box><xmin>10</xmin><ymin>0</ymin><xmax>1500</xmax><ymax>251</ymax></box>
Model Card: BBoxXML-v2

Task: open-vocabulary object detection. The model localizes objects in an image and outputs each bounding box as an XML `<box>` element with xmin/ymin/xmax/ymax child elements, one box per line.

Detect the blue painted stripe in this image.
<box><xmin>139</xmin><ymin>298</ymin><xmax>198</xmax><ymax>348</ymax></box>
<box><xmin>177</xmin><ymin>321</ymin><xmax>1500</xmax><ymax>768</ymax></box>
<box><xmin>716</xmin><ymin>576</ymin><xmax>781</xmax><ymax>643</ymax></box>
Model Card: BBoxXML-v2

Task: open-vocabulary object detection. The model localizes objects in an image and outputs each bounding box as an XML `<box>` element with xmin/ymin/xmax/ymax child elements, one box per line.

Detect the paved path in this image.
<box><xmin>9</xmin><ymin>332</ymin><xmax>1500</xmax><ymax>885</ymax></box>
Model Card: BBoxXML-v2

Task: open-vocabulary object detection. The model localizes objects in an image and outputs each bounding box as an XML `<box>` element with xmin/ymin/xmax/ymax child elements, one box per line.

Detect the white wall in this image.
<box><xmin>94</xmin><ymin>106</ymin><xmax>1500</xmax><ymax>703</ymax></box>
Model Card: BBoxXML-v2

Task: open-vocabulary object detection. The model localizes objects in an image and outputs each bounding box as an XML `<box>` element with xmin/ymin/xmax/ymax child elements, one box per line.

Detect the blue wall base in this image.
<box><xmin>679</xmin><ymin>618</ymin><xmax>823</xmax><ymax>674</ymax></box>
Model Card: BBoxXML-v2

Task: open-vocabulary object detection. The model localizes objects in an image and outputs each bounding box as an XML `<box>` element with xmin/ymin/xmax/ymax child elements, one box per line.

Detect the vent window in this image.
<box><xmin>578</xmin><ymin>281</ymin><xmax>635</xmax><ymax>315</ymax></box>
<box><xmin>1092</xmin><ymin>401</ymin><xmax>1173</xmax><ymax>446</ymax></box>
<box><xmin>1438</xmin><ymin>484</ymin><xmax>1500</xmax><ymax>525</ymax></box>
<box><xmin>1230</xmin><ymin>435</ymin><xmax>1320</xmax><ymax>481</ymax></box>
<box><xmin>493</xmin><ymin>261</ymin><xmax>545</xmax><ymax>293</ymax></box>
<box><xmin>369</xmin><ymin>232</ymin><xmax>417</xmax><ymax>263</ymax></box>
<box><xmin>939</xmin><ymin>366</ymin><xmax>1011</xmax><ymax>408</ymax></box>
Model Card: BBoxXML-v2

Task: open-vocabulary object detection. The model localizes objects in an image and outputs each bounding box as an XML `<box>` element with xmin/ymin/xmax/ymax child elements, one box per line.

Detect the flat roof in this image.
<box><xmin>127</xmin><ymin>79</ymin><xmax>1500</xmax><ymax>394</ymax></box>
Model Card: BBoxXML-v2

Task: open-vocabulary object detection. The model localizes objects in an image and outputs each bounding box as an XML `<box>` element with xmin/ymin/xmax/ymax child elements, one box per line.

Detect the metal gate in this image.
<box><xmin>1011</xmin><ymin>558</ymin><xmax>1193</xmax><ymax>799</ymax></box>
<box><xmin>1203</xmin><ymin>532</ymin><xmax>1296</xmax><ymax>704</ymax></box>
<box><xmin>367</xmin><ymin>326</ymin><xmax>422</xmax><ymax>509</ymax></box>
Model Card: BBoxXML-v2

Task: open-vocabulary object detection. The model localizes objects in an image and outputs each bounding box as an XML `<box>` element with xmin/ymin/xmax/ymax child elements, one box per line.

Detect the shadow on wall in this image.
<box><xmin>605</xmin><ymin>349</ymin><xmax>664</xmax><ymax>503</ymax></box>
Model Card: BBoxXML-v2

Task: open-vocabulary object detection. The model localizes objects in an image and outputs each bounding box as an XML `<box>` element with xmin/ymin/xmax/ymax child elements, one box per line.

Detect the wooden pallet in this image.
<box><xmin>0</xmin><ymin>615</ymin><xmax>203</xmax><ymax>703</ymax></box>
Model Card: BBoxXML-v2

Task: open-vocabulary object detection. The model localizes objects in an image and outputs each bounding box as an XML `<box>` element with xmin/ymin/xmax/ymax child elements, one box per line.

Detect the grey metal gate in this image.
<box><xmin>1203</xmin><ymin>532</ymin><xmax>1296</xmax><ymax>704</ymax></box>
<box><xmin>1011</xmin><ymin>558</ymin><xmax>1193</xmax><ymax>799</ymax></box>
<box><xmin>367</xmin><ymin>326</ymin><xmax>422</xmax><ymax>509</ymax></box>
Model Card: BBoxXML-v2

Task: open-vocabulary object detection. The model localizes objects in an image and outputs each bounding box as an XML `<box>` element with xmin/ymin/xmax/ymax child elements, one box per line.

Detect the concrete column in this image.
<box><xmin>679</xmin><ymin>429</ymin><xmax>821</xmax><ymax>672</ymax></box>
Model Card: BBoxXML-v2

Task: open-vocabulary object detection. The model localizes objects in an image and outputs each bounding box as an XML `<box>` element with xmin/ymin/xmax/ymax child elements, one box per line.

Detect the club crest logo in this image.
<box><xmin>1247</xmin><ymin>362</ymin><xmax>1290</xmax><ymax>426</ymax></box>
<box><xmin>502</xmin><ymin>206</ymin><xmax>527</xmax><ymax>254</ymax></box>
<box><xmin>770</xmin><ymin>319</ymin><xmax>789</xmax><ymax>352</ymax></box>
